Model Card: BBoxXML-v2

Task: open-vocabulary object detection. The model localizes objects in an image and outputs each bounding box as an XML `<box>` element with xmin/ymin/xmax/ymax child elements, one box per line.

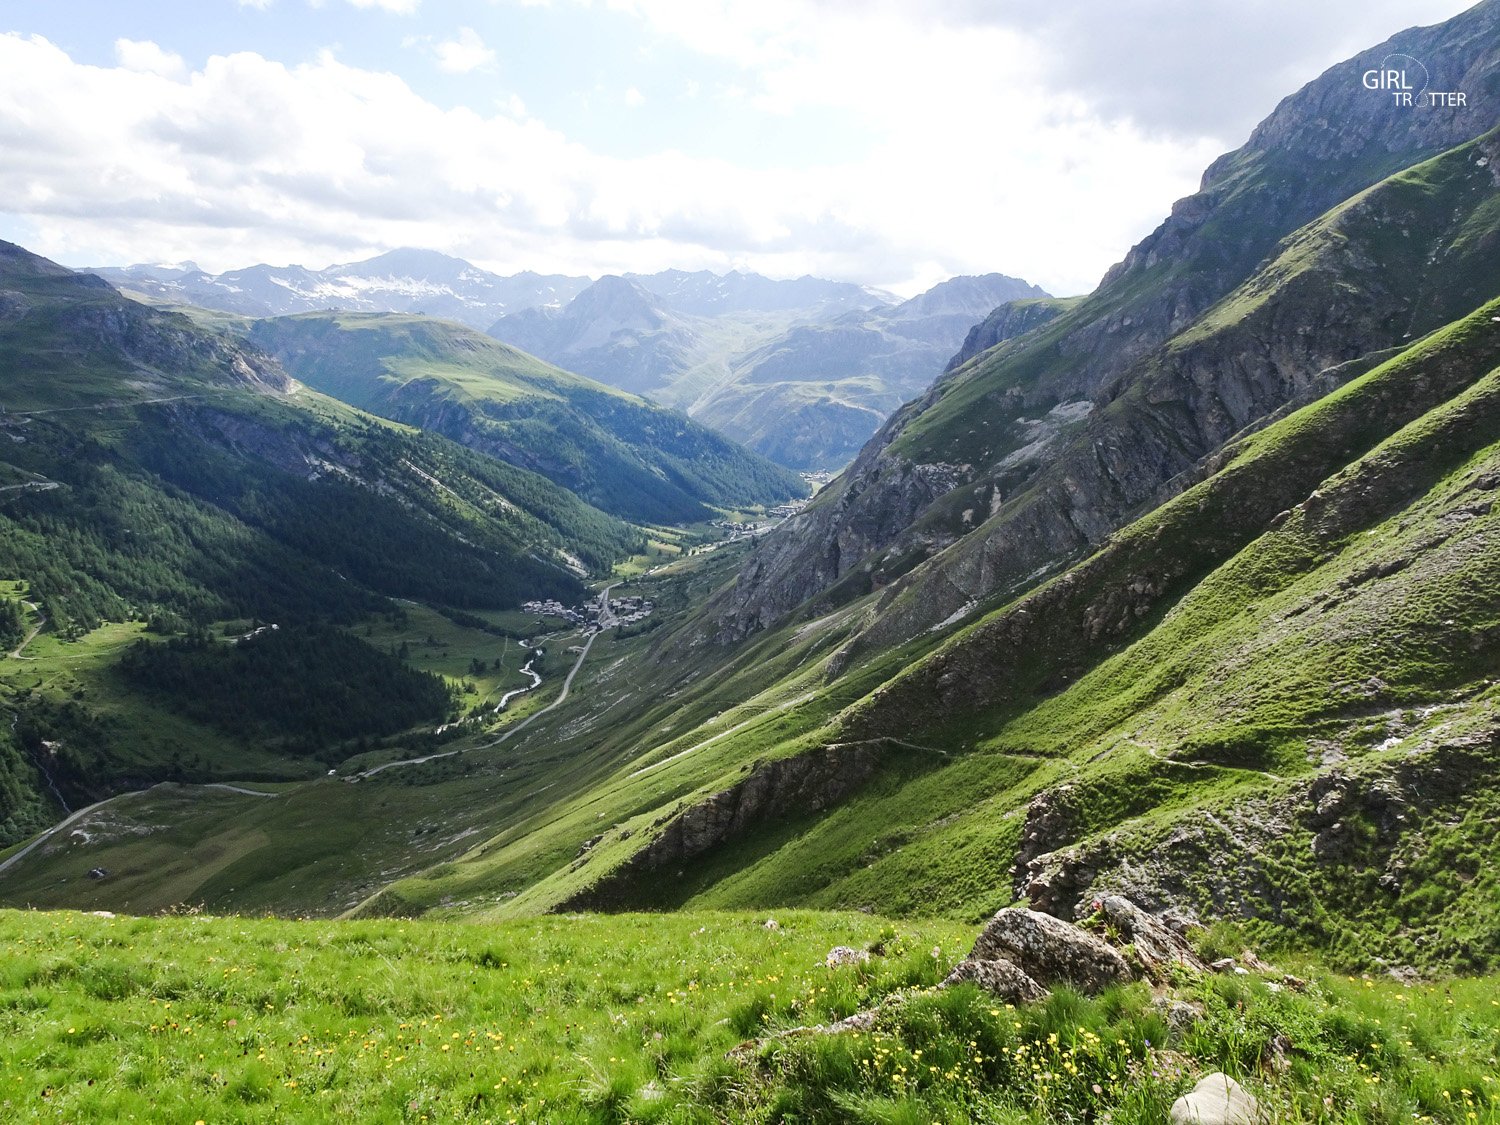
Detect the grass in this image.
<box><xmin>0</xmin><ymin>908</ymin><xmax>968</xmax><ymax>1124</ymax></box>
<box><xmin>1</xmin><ymin>907</ymin><xmax>1496</xmax><ymax>1123</ymax></box>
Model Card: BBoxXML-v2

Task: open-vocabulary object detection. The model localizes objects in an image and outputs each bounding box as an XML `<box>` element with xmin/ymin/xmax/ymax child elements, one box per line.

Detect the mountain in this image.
<box><xmin>246</xmin><ymin>311</ymin><xmax>808</xmax><ymax>524</ymax></box>
<box><xmin>490</xmin><ymin>271</ymin><xmax>1049</xmax><ymax>470</ymax></box>
<box><xmin>690</xmin><ymin>273</ymin><xmax>1051</xmax><ymax>469</ymax></box>
<box><xmin>6</xmin><ymin>2</ymin><xmax>1500</xmax><ymax>994</ymax></box>
<box><xmin>703</xmin><ymin>3</ymin><xmax>1500</xmax><ymax>652</ymax></box>
<box><xmin>485</xmin><ymin>275</ymin><xmax>701</xmax><ymax>398</ymax></box>
<box><xmin>88</xmin><ymin>249</ymin><xmax>590</xmax><ymax>330</ymax></box>
<box><xmin>625</xmin><ymin>268</ymin><xmax>895</xmax><ymax>316</ymax></box>
<box><xmin>0</xmin><ymin>240</ymin><xmax>639</xmax><ymax>843</ymax></box>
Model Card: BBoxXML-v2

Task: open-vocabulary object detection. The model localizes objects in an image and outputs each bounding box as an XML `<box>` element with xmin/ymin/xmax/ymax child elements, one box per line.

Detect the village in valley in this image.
<box><xmin>520</xmin><ymin>592</ymin><xmax>656</xmax><ymax>632</ymax></box>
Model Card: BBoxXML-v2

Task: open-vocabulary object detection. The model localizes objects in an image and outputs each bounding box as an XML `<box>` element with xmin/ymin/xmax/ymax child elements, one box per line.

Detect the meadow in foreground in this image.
<box><xmin>0</xmin><ymin>909</ymin><xmax>1496</xmax><ymax>1123</ymax></box>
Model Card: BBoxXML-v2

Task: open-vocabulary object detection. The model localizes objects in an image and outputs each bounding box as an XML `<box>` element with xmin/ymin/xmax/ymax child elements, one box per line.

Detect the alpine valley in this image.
<box><xmin>3</xmin><ymin>4</ymin><xmax>1500</xmax><ymax>1124</ymax></box>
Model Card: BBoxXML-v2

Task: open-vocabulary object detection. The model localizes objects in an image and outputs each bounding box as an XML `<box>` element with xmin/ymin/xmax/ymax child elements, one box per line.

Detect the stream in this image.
<box><xmin>496</xmin><ymin>653</ymin><xmax>543</xmax><ymax>711</ymax></box>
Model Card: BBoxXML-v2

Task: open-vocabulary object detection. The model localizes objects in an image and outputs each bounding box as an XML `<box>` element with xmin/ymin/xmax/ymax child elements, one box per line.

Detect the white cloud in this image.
<box><xmin>114</xmin><ymin>38</ymin><xmax>186</xmax><ymax>79</ymax></box>
<box><xmin>0</xmin><ymin>30</ymin><xmax>1212</xmax><ymax>295</ymax></box>
<box><xmin>430</xmin><ymin>26</ymin><xmax>496</xmax><ymax>73</ymax></box>
<box><xmin>346</xmin><ymin>0</ymin><xmax>422</xmax><ymax>13</ymax></box>
<box><xmin>236</xmin><ymin>0</ymin><xmax>274</xmax><ymax>9</ymax></box>
<box><xmin>1</xmin><ymin>0</ymin><xmax>1475</xmax><ymax>296</ymax></box>
<box><xmin>623</xmin><ymin>85</ymin><xmax>645</xmax><ymax>108</ymax></box>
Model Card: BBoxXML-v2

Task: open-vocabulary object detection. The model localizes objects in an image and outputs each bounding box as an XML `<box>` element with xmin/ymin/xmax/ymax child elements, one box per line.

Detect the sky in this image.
<box><xmin>0</xmin><ymin>0</ymin><xmax>1479</xmax><ymax>297</ymax></box>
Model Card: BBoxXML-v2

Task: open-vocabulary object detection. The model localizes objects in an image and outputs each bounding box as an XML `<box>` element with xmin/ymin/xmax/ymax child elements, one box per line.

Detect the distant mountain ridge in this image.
<box><xmin>95</xmin><ymin>251</ymin><xmax>1048</xmax><ymax>472</ymax></box>
<box><xmin>247</xmin><ymin>311</ymin><xmax>808</xmax><ymax>525</ymax></box>
<box><xmin>490</xmin><ymin>271</ymin><xmax>1049</xmax><ymax>470</ymax></box>
<box><xmin>89</xmin><ymin>249</ymin><xmax>592</xmax><ymax>331</ymax></box>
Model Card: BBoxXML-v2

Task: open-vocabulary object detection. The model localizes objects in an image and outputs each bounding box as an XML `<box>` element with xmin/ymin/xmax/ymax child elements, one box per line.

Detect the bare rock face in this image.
<box><xmin>969</xmin><ymin>908</ymin><xmax>1133</xmax><ymax>994</ymax></box>
<box><xmin>1098</xmin><ymin>895</ymin><xmax>1207</xmax><ymax>982</ymax></box>
<box><xmin>945</xmin><ymin>298</ymin><xmax>1067</xmax><ymax>373</ymax></box>
<box><xmin>1169</xmin><ymin>1072</ymin><xmax>1262</xmax><ymax>1125</ymax></box>
<box><xmin>1013</xmin><ymin>785</ymin><xmax>1083</xmax><ymax>899</ymax></box>
<box><xmin>557</xmin><ymin>742</ymin><xmax>887</xmax><ymax>911</ymax></box>
<box><xmin>941</xmin><ymin>957</ymin><xmax>1046</xmax><ymax>1005</ymax></box>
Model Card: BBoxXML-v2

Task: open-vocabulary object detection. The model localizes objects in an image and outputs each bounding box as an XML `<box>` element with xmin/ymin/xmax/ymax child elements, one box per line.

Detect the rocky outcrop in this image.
<box><xmin>969</xmin><ymin>907</ymin><xmax>1134</xmax><ymax>993</ymax></box>
<box><xmin>1012</xmin><ymin>785</ymin><xmax>1083</xmax><ymax>899</ymax></box>
<box><xmin>1097</xmin><ymin>895</ymin><xmax>1207</xmax><ymax>983</ymax></box>
<box><xmin>556</xmin><ymin>742</ymin><xmax>894</xmax><ymax>911</ymax></box>
<box><xmin>941</xmin><ymin>957</ymin><xmax>1047</xmax><ymax>1004</ymax></box>
<box><xmin>939</xmin><ymin>897</ymin><xmax>1203</xmax><ymax>1003</ymax></box>
<box><xmin>945</xmin><ymin>298</ymin><xmax>1069</xmax><ymax>373</ymax></box>
<box><xmin>1022</xmin><ymin>732</ymin><xmax>1500</xmax><ymax>936</ymax></box>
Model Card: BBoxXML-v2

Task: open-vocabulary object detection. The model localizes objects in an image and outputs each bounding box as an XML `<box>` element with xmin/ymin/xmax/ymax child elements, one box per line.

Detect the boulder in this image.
<box><xmin>1099</xmin><ymin>895</ymin><xmax>1207</xmax><ymax>981</ymax></box>
<box><xmin>969</xmin><ymin>907</ymin><xmax>1133</xmax><ymax>993</ymax></box>
<box><xmin>941</xmin><ymin>957</ymin><xmax>1046</xmax><ymax>1004</ymax></box>
<box><xmin>1169</xmin><ymin>1072</ymin><xmax>1262</xmax><ymax>1124</ymax></box>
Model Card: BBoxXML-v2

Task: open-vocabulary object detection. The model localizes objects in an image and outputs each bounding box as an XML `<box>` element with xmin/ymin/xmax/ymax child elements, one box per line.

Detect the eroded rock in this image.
<box><xmin>1098</xmin><ymin>895</ymin><xmax>1207</xmax><ymax>981</ymax></box>
<box><xmin>941</xmin><ymin>957</ymin><xmax>1046</xmax><ymax>1004</ymax></box>
<box><xmin>969</xmin><ymin>907</ymin><xmax>1133</xmax><ymax>994</ymax></box>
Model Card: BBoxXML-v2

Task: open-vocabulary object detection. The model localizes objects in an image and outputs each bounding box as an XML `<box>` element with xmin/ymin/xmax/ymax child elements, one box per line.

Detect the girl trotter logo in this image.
<box><xmin>1361</xmin><ymin>53</ymin><xmax>1467</xmax><ymax>108</ymax></box>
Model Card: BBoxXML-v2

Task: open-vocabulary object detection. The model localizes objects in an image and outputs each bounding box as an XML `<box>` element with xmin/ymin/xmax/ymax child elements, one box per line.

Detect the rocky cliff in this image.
<box><xmin>697</xmin><ymin>3</ymin><xmax>1500</xmax><ymax>653</ymax></box>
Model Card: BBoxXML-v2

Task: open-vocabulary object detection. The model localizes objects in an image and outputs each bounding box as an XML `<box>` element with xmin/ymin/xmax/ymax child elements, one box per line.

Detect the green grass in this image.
<box><xmin>0</xmin><ymin>908</ymin><xmax>968</xmax><ymax>1124</ymax></box>
<box><xmin>1</xmin><ymin>907</ymin><xmax>1496</xmax><ymax>1123</ymax></box>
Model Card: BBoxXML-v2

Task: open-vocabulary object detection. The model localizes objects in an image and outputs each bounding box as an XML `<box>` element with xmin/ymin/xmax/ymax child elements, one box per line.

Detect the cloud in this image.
<box><xmin>624</xmin><ymin>85</ymin><xmax>645</xmax><ymax>108</ymax></box>
<box><xmin>610</xmin><ymin>0</ymin><xmax>1473</xmax><ymax>143</ymax></box>
<box><xmin>114</xmin><ymin>38</ymin><xmax>186</xmax><ymax>79</ymax></box>
<box><xmin>345</xmin><ymin>0</ymin><xmax>422</xmax><ymax>13</ymax></box>
<box><xmin>901</xmin><ymin>0</ymin><xmax>1477</xmax><ymax>141</ymax></box>
<box><xmin>2</xmin><ymin>0</ymin><xmax>1472</xmax><ymax>297</ymax></box>
<box><xmin>0</xmin><ymin>30</ymin><xmax>1215</xmax><ymax>295</ymax></box>
<box><xmin>433</xmin><ymin>27</ymin><xmax>496</xmax><ymax>73</ymax></box>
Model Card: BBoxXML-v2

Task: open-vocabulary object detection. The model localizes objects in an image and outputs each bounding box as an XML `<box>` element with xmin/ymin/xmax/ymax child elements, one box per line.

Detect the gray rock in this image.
<box><xmin>1012</xmin><ymin>785</ymin><xmax>1082</xmax><ymax>899</ymax></box>
<box><xmin>1169</xmin><ymin>1072</ymin><xmax>1262</xmax><ymax>1124</ymax></box>
<box><xmin>1098</xmin><ymin>895</ymin><xmax>1207</xmax><ymax>982</ymax></box>
<box><xmin>824</xmin><ymin>946</ymin><xmax>868</xmax><ymax>967</ymax></box>
<box><xmin>969</xmin><ymin>907</ymin><xmax>1133</xmax><ymax>994</ymax></box>
<box><xmin>941</xmin><ymin>957</ymin><xmax>1046</xmax><ymax>1004</ymax></box>
<box><xmin>1150</xmin><ymin>996</ymin><xmax>1204</xmax><ymax>1042</ymax></box>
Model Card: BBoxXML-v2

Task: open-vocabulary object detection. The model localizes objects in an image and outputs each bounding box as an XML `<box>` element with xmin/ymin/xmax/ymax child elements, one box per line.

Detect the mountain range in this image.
<box><xmin>98</xmin><ymin>251</ymin><xmax>1050</xmax><ymax>471</ymax></box>
<box><xmin>4</xmin><ymin>0</ymin><xmax>1500</xmax><ymax>998</ymax></box>
<box><xmin>88</xmin><ymin>248</ymin><xmax>592</xmax><ymax>330</ymax></box>
<box><xmin>488</xmin><ymin>270</ymin><xmax>1048</xmax><ymax>469</ymax></box>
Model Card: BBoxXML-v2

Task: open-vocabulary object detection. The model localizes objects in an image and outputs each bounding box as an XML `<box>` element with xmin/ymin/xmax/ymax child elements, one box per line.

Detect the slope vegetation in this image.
<box><xmin>0</xmin><ymin>242</ymin><xmax>638</xmax><ymax>842</ymax></box>
<box><xmin>249</xmin><ymin>312</ymin><xmax>807</xmax><ymax>524</ymax></box>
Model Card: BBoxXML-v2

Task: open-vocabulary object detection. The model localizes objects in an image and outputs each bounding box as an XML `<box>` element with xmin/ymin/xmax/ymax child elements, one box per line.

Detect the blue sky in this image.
<box><xmin>0</xmin><ymin>0</ymin><xmax>1478</xmax><ymax>295</ymax></box>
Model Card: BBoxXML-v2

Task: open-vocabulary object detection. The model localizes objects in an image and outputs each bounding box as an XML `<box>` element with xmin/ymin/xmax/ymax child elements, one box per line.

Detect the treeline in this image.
<box><xmin>0</xmin><ymin>726</ymin><xmax>53</xmax><ymax>847</ymax></box>
<box><xmin>0</xmin><ymin>430</ymin><xmax>381</xmax><ymax>636</ymax></box>
<box><xmin>0</xmin><ymin>598</ymin><xmax>23</xmax><ymax>650</ymax></box>
<box><xmin>0</xmin><ymin>399</ymin><xmax>643</xmax><ymax>636</ymax></box>
<box><xmin>119</xmin><ymin>625</ymin><xmax>456</xmax><ymax>752</ymax></box>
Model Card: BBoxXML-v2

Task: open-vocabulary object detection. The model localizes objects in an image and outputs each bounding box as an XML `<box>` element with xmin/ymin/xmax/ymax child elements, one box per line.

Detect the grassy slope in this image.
<box><xmin>248</xmin><ymin>312</ymin><xmax>808</xmax><ymax>524</ymax></box>
<box><xmin>9</xmin><ymin>139</ymin><xmax>1500</xmax><ymax>970</ymax></box>
<box><xmin>349</xmin><ymin>298</ymin><xmax>1500</xmax><ymax>970</ymax></box>
<box><xmin>14</xmin><ymin>303</ymin><xmax>1500</xmax><ymax>964</ymax></box>
<box><xmin>1</xmin><ymin>908</ymin><xmax>1496</xmax><ymax>1124</ymax></box>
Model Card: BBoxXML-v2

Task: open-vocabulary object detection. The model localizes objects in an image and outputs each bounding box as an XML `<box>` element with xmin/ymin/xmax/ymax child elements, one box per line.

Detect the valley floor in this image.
<box><xmin>2</xmin><ymin>908</ymin><xmax>1496</xmax><ymax>1123</ymax></box>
